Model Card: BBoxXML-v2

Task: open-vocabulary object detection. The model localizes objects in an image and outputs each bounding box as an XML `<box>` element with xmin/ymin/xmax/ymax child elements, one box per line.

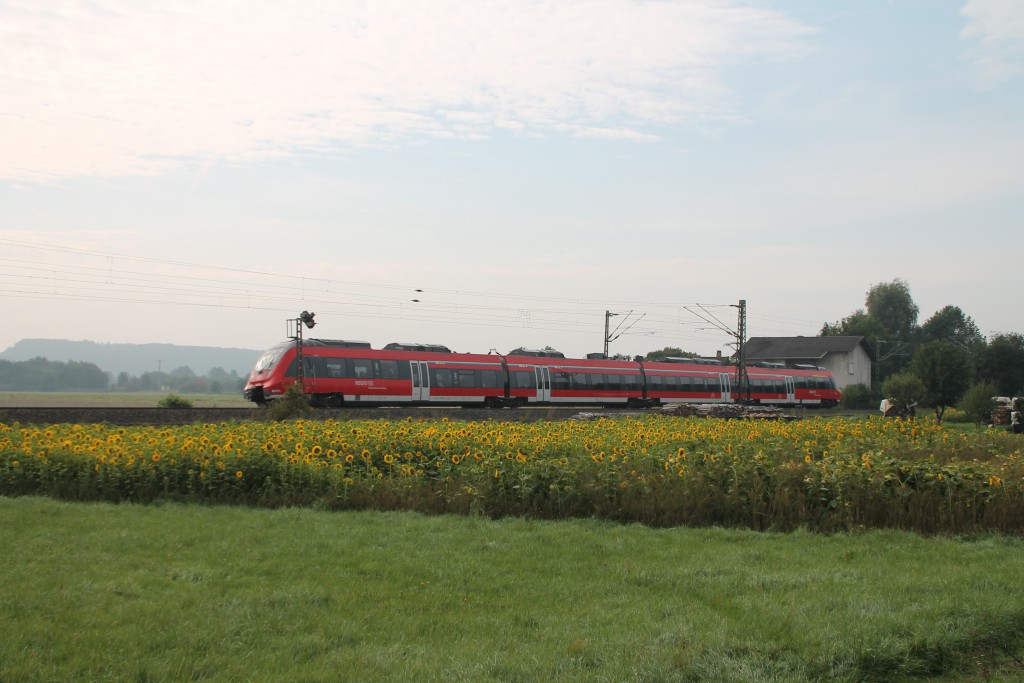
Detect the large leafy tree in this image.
<box><xmin>911</xmin><ymin>341</ymin><xmax>970</xmax><ymax>424</ymax></box>
<box><xmin>822</xmin><ymin>279</ymin><xmax>920</xmax><ymax>384</ymax></box>
<box><xmin>920</xmin><ymin>305</ymin><xmax>984</xmax><ymax>350</ymax></box>
<box><xmin>865</xmin><ymin>278</ymin><xmax>919</xmax><ymax>339</ymax></box>
<box><xmin>821</xmin><ymin>310</ymin><xmax>885</xmax><ymax>340</ymax></box>
<box><xmin>644</xmin><ymin>347</ymin><xmax>697</xmax><ymax>360</ymax></box>
<box><xmin>974</xmin><ymin>333</ymin><xmax>1024</xmax><ymax>396</ymax></box>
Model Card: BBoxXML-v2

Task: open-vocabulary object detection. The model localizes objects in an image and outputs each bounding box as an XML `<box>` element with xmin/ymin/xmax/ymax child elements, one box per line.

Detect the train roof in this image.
<box><xmin>303</xmin><ymin>339</ymin><xmax>372</xmax><ymax>348</ymax></box>
<box><xmin>648</xmin><ymin>356</ymin><xmax>724</xmax><ymax>365</ymax></box>
<box><xmin>383</xmin><ymin>342</ymin><xmax>453</xmax><ymax>354</ymax></box>
<box><xmin>508</xmin><ymin>349</ymin><xmax>566</xmax><ymax>358</ymax></box>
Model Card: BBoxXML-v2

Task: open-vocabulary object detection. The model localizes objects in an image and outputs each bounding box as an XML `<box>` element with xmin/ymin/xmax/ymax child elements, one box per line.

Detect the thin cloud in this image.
<box><xmin>0</xmin><ymin>0</ymin><xmax>811</xmax><ymax>182</ymax></box>
<box><xmin>573</xmin><ymin>126</ymin><xmax>662</xmax><ymax>142</ymax></box>
<box><xmin>960</xmin><ymin>0</ymin><xmax>1024</xmax><ymax>88</ymax></box>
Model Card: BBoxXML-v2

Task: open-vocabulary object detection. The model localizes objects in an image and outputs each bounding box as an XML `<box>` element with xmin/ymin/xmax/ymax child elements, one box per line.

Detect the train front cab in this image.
<box><xmin>243</xmin><ymin>342</ymin><xmax>293</xmax><ymax>405</ymax></box>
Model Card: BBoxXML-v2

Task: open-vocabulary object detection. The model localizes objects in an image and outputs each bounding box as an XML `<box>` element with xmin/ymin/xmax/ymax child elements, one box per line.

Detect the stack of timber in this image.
<box><xmin>661</xmin><ymin>403</ymin><xmax>787</xmax><ymax>420</ymax></box>
<box><xmin>991</xmin><ymin>405</ymin><xmax>1011</xmax><ymax>426</ymax></box>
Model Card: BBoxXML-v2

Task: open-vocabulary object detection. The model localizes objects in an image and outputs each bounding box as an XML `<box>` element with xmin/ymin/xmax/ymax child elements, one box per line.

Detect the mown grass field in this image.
<box><xmin>2</xmin><ymin>496</ymin><xmax>1023</xmax><ymax>682</ymax></box>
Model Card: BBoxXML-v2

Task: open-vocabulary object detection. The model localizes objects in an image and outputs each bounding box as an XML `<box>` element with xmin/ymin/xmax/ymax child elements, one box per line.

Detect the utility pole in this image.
<box><xmin>603</xmin><ymin>310</ymin><xmax>642</xmax><ymax>358</ymax></box>
<box><xmin>604</xmin><ymin>310</ymin><xmax>617</xmax><ymax>358</ymax></box>
<box><xmin>735</xmin><ymin>299</ymin><xmax>749</xmax><ymax>404</ymax></box>
<box><xmin>874</xmin><ymin>339</ymin><xmax>906</xmax><ymax>392</ymax></box>
<box><xmin>682</xmin><ymin>300</ymin><xmax>749</xmax><ymax>402</ymax></box>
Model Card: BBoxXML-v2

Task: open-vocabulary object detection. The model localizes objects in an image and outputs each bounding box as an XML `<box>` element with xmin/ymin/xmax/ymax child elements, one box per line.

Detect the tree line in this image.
<box><xmin>821</xmin><ymin>278</ymin><xmax>1024</xmax><ymax>422</ymax></box>
<box><xmin>0</xmin><ymin>357</ymin><xmax>245</xmax><ymax>394</ymax></box>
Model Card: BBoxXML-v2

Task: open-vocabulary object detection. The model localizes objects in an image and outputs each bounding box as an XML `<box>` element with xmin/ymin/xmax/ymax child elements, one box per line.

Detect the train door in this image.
<box><xmin>719</xmin><ymin>373</ymin><xmax>731</xmax><ymax>402</ymax></box>
<box><xmin>785</xmin><ymin>376</ymin><xmax>795</xmax><ymax>405</ymax></box>
<box><xmin>535</xmin><ymin>366</ymin><xmax>551</xmax><ymax>402</ymax></box>
<box><xmin>411</xmin><ymin>361</ymin><xmax>430</xmax><ymax>402</ymax></box>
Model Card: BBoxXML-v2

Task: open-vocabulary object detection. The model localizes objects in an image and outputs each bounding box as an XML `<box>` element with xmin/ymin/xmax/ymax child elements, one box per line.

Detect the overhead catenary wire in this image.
<box><xmin>0</xmin><ymin>238</ymin><xmax>821</xmax><ymax>347</ymax></box>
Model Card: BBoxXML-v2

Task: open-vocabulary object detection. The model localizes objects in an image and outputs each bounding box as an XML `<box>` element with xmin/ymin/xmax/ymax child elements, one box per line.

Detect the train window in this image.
<box><xmin>379</xmin><ymin>360</ymin><xmax>400</xmax><ymax>379</ymax></box>
<box><xmin>624</xmin><ymin>374</ymin><xmax>638</xmax><ymax>387</ymax></box>
<box><xmin>397</xmin><ymin>362</ymin><xmax>411</xmax><ymax>380</ymax></box>
<box><xmin>589</xmin><ymin>373</ymin><xmax>605</xmax><ymax>391</ymax></box>
<box><xmin>664</xmin><ymin>375</ymin><xmax>677</xmax><ymax>388</ymax></box>
<box><xmin>649</xmin><ymin>374</ymin><xmax>664</xmax><ymax>387</ymax></box>
<box><xmin>254</xmin><ymin>346</ymin><xmax>288</xmax><ymax>373</ymax></box>
<box><xmin>457</xmin><ymin>370</ymin><xmax>476</xmax><ymax>387</ymax></box>
<box><xmin>690</xmin><ymin>377</ymin><xmax>705</xmax><ymax>391</ymax></box>
<box><xmin>353</xmin><ymin>359</ymin><xmax>372</xmax><ymax>378</ymax></box>
<box><xmin>481</xmin><ymin>370</ymin><xmax>498</xmax><ymax>388</ymax></box>
<box><xmin>708</xmin><ymin>378</ymin><xmax>720</xmax><ymax>392</ymax></box>
<box><xmin>552</xmin><ymin>372</ymin><xmax>572</xmax><ymax>391</ymax></box>
<box><xmin>326</xmin><ymin>360</ymin><xmax>346</xmax><ymax>378</ymax></box>
<box><xmin>513</xmin><ymin>370</ymin><xmax>536</xmax><ymax>389</ymax></box>
<box><xmin>432</xmin><ymin>368</ymin><xmax>453</xmax><ymax>388</ymax></box>
<box><xmin>572</xmin><ymin>373</ymin><xmax>587</xmax><ymax>389</ymax></box>
<box><xmin>606</xmin><ymin>374</ymin><xmax>622</xmax><ymax>391</ymax></box>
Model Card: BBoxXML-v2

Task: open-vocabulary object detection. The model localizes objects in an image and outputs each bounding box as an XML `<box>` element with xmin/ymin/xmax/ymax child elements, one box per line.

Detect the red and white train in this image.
<box><xmin>243</xmin><ymin>339</ymin><xmax>841</xmax><ymax>409</ymax></box>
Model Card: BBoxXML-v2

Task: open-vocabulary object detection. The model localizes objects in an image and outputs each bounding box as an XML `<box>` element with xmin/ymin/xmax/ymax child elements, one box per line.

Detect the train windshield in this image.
<box><xmin>253</xmin><ymin>343</ymin><xmax>291</xmax><ymax>373</ymax></box>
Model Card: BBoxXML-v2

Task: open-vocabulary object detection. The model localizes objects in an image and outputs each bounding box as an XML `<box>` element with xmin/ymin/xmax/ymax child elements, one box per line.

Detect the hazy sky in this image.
<box><xmin>2</xmin><ymin>0</ymin><xmax>1022</xmax><ymax>361</ymax></box>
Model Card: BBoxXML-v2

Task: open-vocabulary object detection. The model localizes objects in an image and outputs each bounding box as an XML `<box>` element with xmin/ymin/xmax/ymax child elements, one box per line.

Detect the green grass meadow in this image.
<box><xmin>2</xmin><ymin>496</ymin><xmax>1023</xmax><ymax>682</ymax></box>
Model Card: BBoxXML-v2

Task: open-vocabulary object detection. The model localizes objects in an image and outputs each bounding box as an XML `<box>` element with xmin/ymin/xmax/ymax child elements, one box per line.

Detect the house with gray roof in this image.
<box><xmin>741</xmin><ymin>336</ymin><xmax>871</xmax><ymax>390</ymax></box>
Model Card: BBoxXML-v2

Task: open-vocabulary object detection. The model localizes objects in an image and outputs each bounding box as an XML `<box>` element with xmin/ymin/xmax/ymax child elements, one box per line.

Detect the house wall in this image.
<box><xmin>752</xmin><ymin>346</ymin><xmax>872</xmax><ymax>391</ymax></box>
<box><xmin>821</xmin><ymin>346</ymin><xmax>872</xmax><ymax>390</ymax></box>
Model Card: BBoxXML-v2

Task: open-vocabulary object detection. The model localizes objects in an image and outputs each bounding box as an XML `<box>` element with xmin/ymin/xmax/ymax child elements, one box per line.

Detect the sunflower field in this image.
<box><xmin>1</xmin><ymin>415</ymin><xmax>1022</xmax><ymax>534</ymax></box>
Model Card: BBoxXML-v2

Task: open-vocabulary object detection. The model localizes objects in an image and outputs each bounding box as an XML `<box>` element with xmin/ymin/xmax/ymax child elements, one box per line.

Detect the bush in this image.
<box><xmin>882</xmin><ymin>372</ymin><xmax>926</xmax><ymax>416</ymax></box>
<box><xmin>157</xmin><ymin>394</ymin><xmax>193</xmax><ymax>409</ymax></box>
<box><xmin>957</xmin><ymin>381</ymin><xmax>999</xmax><ymax>428</ymax></box>
<box><xmin>839</xmin><ymin>383</ymin><xmax>876</xmax><ymax>409</ymax></box>
<box><xmin>265</xmin><ymin>383</ymin><xmax>313</xmax><ymax>421</ymax></box>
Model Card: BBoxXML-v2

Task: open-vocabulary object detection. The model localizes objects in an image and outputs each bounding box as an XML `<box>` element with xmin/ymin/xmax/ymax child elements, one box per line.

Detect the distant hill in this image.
<box><xmin>0</xmin><ymin>339</ymin><xmax>263</xmax><ymax>377</ymax></box>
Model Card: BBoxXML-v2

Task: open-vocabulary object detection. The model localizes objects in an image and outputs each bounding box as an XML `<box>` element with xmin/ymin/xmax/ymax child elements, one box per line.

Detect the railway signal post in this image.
<box><xmin>289</xmin><ymin>311</ymin><xmax>317</xmax><ymax>388</ymax></box>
